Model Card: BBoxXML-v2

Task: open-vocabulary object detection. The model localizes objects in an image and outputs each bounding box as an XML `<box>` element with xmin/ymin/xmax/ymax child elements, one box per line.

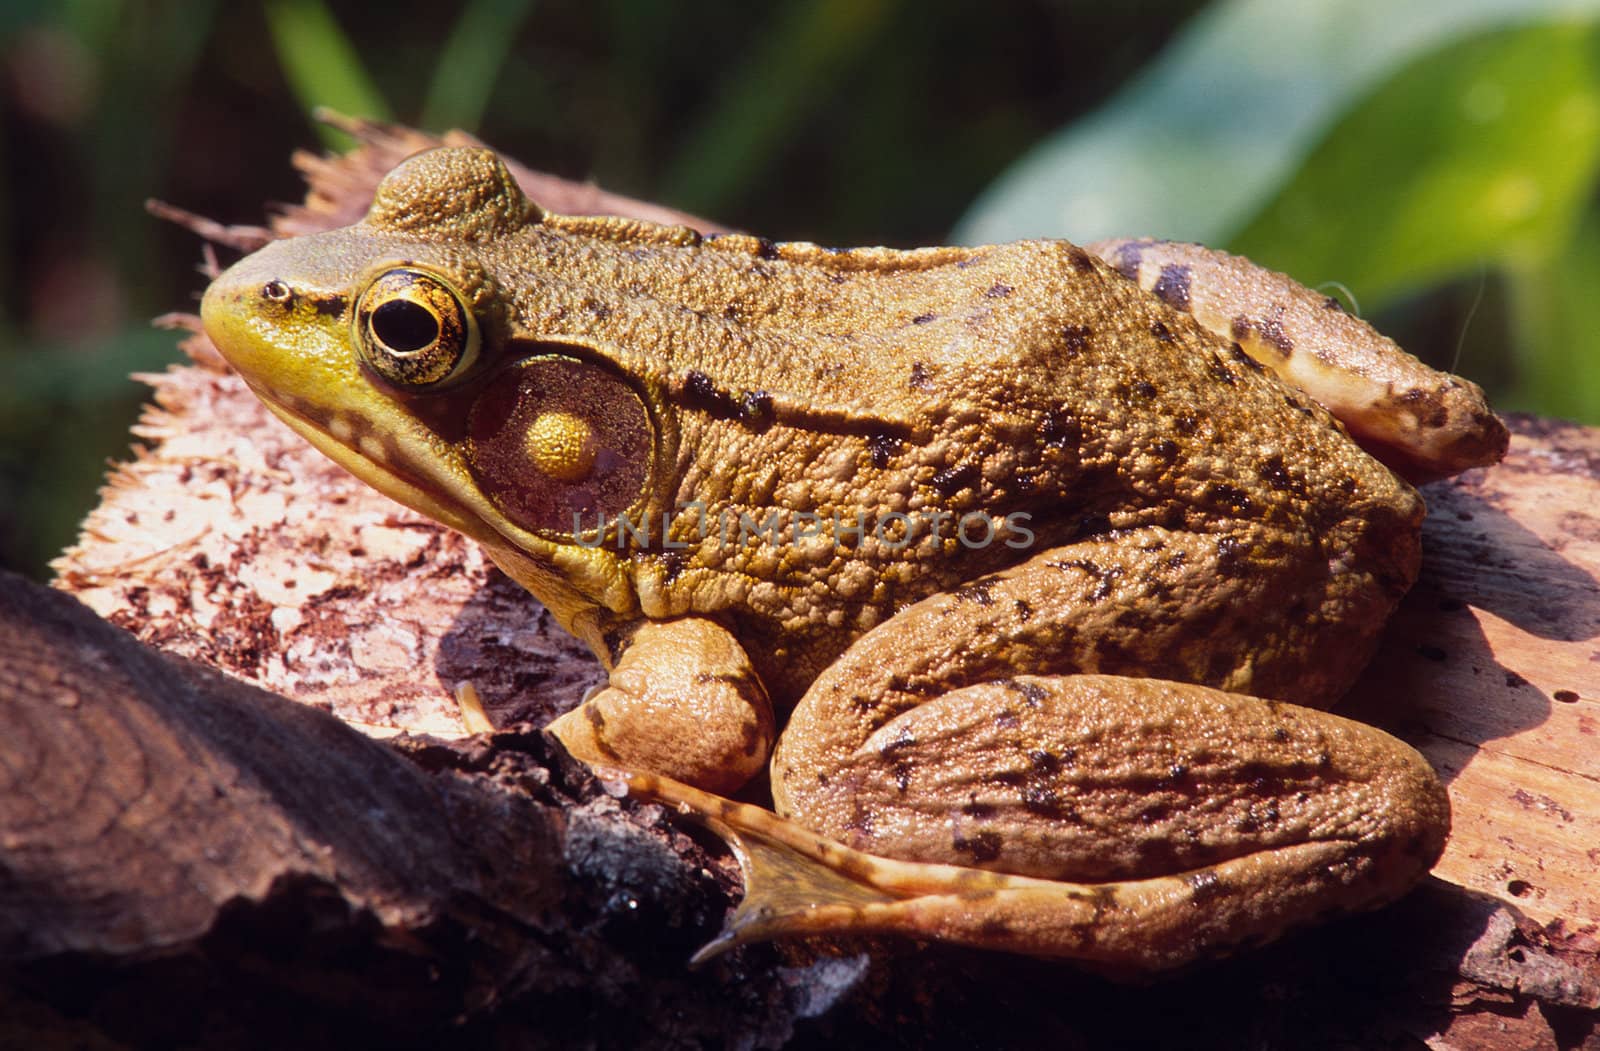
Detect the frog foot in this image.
<box><xmin>616</xmin><ymin>769</ymin><xmax>1438</xmax><ymax>973</ymax></box>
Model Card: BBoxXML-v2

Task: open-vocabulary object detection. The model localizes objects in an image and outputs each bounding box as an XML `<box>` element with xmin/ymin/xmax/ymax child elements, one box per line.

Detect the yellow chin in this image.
<box><xmin>250</xmin><ymin>390</ymin><xmax>634</xmax><ymax>632</ymax></box>
<box><xmin>254</xmin><ymin>393</ymin><xmax>491</xmax><ymax>546</ymax></box>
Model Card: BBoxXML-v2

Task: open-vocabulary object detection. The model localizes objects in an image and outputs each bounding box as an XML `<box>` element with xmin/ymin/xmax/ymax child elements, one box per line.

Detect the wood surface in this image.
<box><xmin>5</xmin><ymin>118</ymin><xmax>1595</xmax><ymax>1048</ymax></box>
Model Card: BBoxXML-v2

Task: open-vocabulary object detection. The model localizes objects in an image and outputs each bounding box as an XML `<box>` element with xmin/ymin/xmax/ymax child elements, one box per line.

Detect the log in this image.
<box><xmin>9</xmin><ymin>118</ymin><xmax>1595</xmax><ymax>1048</ymax></box>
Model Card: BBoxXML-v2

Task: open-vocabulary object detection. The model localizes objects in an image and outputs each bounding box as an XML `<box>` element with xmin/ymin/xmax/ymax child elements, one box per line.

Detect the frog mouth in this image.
<box><xmin>247</xmin><ymin>383</ymin><xmax>499</xmax><ymax>549</ymax></box>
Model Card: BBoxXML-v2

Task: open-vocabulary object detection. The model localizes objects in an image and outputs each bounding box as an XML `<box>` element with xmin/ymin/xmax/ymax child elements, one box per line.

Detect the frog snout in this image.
<box><xmin>199</xmin><ymin>255</ymin><xmax>284</xmax><ymax>373</ymax></box>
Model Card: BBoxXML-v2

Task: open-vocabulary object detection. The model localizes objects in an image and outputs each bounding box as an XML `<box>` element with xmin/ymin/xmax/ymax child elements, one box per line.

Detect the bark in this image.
<box><xmin>6</xmin><ymin>116</ymin><xmax>1594</xmax><ymax>1048</ymax></box>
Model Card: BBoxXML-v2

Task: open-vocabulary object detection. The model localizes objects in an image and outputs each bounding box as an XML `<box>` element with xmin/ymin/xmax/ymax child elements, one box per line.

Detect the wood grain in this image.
<box><xmin>1343</xmin><ymin>415</ymin><xmax>1600</xmax><ymax>936</ymax></box>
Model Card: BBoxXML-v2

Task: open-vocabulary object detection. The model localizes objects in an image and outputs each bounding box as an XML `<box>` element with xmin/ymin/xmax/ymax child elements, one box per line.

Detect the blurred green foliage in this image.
<box><xmin>2</xmin><ymin>0</ymin><xmax>1597</xmax><ymax>579</ymax></box>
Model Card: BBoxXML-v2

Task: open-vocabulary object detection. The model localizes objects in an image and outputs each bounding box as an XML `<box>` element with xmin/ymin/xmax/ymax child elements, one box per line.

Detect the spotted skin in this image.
<box><xmin>201</xmin><ymin>147</ymin><xmax>1502</xmax><ymax>973</ymax></box>
<box><xmin>1090</xmin><ymin>238</ymin><xmax>1508</xmax><ymax>483</ymax></box>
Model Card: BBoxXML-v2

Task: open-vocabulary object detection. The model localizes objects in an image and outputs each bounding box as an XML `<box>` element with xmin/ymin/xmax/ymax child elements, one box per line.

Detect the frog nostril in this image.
<box><xmin>262</xmin><ymin>280</ymin><xmax>292</xmax><ymax>303</ymax></box>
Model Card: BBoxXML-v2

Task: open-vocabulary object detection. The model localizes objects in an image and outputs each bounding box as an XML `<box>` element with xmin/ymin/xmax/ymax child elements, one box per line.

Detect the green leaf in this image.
<box><xmin>1505</xmin><ymin>206</ymin><xmax>1600</xmax><ymax>420</ymax></box>
<box><xmin>953</xmin><ymin>0</ymin><xmax>1600</xmax><ymax>247</ymax></box>
<box><xmin>264</xmin><ymin>0</ymin><xmax>391</xmax><ymax>146</ymax></box>
<box><xmin>1229</xmin><ymin>20</ymin><xmax>1600</xmax><ymax>302</ymax></box>
<box><xmin>659</xmin><ymin>0</ymin><xmax>901</xmax><ymax>213</ymax></box>
<box><xmin>420</xmin><ymin>0</ymin><xmax>538</xmax><ymax>132</ymax></box>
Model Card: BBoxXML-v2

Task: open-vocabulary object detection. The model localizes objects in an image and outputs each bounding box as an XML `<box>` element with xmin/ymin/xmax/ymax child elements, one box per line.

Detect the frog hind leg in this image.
<box><xmin>1088</xmin><ymin>237</ymin><xmax>1508</xmax><ymax>482</ymax></box>
<box><xmin>622</xmin><ymin>673</ymin><xmax>1447</xmax><ymax>973</ymax></box>
<box><xmin>732</xmin><ymin>527</ymin><xmax>1442</xmax><ymax>971</ymax></box>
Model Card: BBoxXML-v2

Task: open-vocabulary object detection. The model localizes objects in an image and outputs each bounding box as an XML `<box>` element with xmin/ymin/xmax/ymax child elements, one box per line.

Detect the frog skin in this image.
<box><xmin>200</xmin><ymin>146</ymin><xmax>1508</xmax><ymax>974</ymax></box>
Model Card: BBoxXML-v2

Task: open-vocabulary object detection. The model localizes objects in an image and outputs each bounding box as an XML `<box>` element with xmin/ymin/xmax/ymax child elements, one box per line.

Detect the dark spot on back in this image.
<box><xmin>911</xmin><ymin>312</ymin><xmax>936</xmax><ymax>325</ymax></box>
<box><xmin>683</xmin><ymin>369</ymin><xmax>718</xmax><ymax>403</ymax></box>
<box><xmin>1022</xmin><ymin>782</ymin><xmax>1065</xmax><ymax>816</ymax></box>
<box><xmin>681</xmin><ymin>369</ymin><xmax>776</xmax><ymax>431</ymax></box>
<box><xmin>954</xmin><ymin>578</ymin><xmax>998</xmax><ymax>606</ymax></box>
<box><xmin>1054</xmin><ymin>558</ymin><xmax>1122</xmax><ymax>601</ymax></box>
<box><xmin>1186</xmin><ymin>869</ymin><xmax>1225</xmax><ymax>906</ymax></box>
<box><xmin>740</xmin><ymin>390</ymin><xmax>776</xmax><ymax>431</ymax></box>
<box><xmin>1060</xmin><ymin>324</ymin><xmax>1091</xmax><ymax>357</ymax></box>
<box><xmin>1416</xmin><ymin>644</ymin><xmax>1448</xmax><ymax>662</ymax></box>
<box><xmin>952</xmin><ymin>829</ymin><xmax>1003</xmax><ymax>862</ymax></box>
<box><xmin>1216</xmin><ymin>534</ymin><xmax>1244</xmax><ymax>576</ymax></box>
<box><xmin>658</xmin><ymin>550</ymin><xmax>688</xmax><ymax>584</ymax></box>
<box><xmin>1153</xmin><ymin>264</ymin><xmax>1192</xmax><ymax>310</ymax></box>
<box><xmin>866</xmin><ymin>433</ymin><xmax>902</xmax><ymax>468</ymax></box>
<box><xmin>1068</xmin><ymin>246</ymin><xmax>1096</xmax><ymax>272</ymax></box>
<box><xmin>1555</xmin><ymin>689</ymin><xmax>1579</xmax><ymax>703</ymax></box>
<box><xmin>1258</xmin><ymin>454</ymin><xmax>1305</xmax><ymax>495</ymax></box>
<box><xmin>1209</xmin><ymin>482</ymin><xmax>1253</xmax><ymax>514</ymax></box>
<box><xmin>909</xmin><ymin>361</ymin><xmax>934</xmax><ymax>391</ymax></box>
<box><xmin>1113</xmin><ymin>242</ymin><xmax>1144</xmax><ymax>280</ymax></box>
<box><xmin>985</xmin><ymin>282</ymin><xmax>1013</xmax><ymax>298</ymax></box>
<box><xmin>1258</xmin><ymin>308</ymin><xmax>1293</xmax><ymax>352</ymax></box>
<box><xmin>932</xmin><ymin>462</ymin><xmax>980</xmax><ymax>497</ymax></box>
<box><xmin>755</xmin><ymin>237</ymin><xmax>779</xmax><ymax>260</ymax></box>
<box><xmin>1399</xmin><ymin>386</ymin><xmax>1450</xmax><ymax>428</ymax></box>
<box><xmin>1002</xmin><ymin>678</ymin><xmax>1049</xmax><ymax>707</ymax></box>
<box><xmin>1150</xmin><ymin>321</ymin><xmax>1175</xmax><ymax>343</ymax></box>
<box><xmin>1207</xmin><ymin>354</ymin><xmax>1238</xmax><ymax>386</ymax></box>
<box><xmin>980</xmin><ymin>916</ymin><xmax>1013</xmax><ymax>937</ymax></box>
<box><xmin>1042</xmin><ymin>408</ymin><xmax>1081</xmax><ymax>449</ymax></box>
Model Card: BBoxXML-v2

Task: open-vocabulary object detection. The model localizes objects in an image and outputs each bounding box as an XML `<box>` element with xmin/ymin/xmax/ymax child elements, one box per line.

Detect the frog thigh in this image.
<box><xmin>779</xmin><ymin>671</ymin><xmax>1446</xmax><ymax>887</ymax></box>
<box><xmin>638</xmin><ymin>674</ymin><xmax>1445</xmax><ymax>971</ymax></box>
<box><xmin>1089</xmin><ymin>237</ymin><xmax>1507</xmax><ymax>482</ymax></box>
<box><xmin>774</xmin><ymin>522</ymin><xmax>1413</xmax><ymax>814</ymax></box>
<box><xmin>546</xmin><ymin>616</ymin><xmax>774</xmax><ymax>796</ymax></box>
<box><xmin>714</xmin><ymin>526</ymin><xmax>1444</xmax><ymax>967</ymax></box>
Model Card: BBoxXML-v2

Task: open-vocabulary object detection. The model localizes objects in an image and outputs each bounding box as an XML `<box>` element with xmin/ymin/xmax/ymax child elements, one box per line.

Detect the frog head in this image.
<box><xmin>201</xmin><ymin>148</ymin><xmax>665</xmax><ymax>632</ymax></box>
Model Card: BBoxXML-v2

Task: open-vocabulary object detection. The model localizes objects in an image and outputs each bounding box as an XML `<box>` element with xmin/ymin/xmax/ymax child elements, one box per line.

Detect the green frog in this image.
<box><xmin>199</xmin><ymin>146</ymin><xmax>1507</xmax><ymax>973</ymax></box>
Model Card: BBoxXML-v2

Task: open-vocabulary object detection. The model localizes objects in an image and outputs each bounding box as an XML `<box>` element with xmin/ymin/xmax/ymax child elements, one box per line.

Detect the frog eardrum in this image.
<box><xmin>354</xmin><ymin>266</ymin><xmax>480</xmax><ymax>389</ymax></box>
<box><xmin>464</xmin><ymin>355</ymin><xmax>654</xmax><ymax>539</ymax></box>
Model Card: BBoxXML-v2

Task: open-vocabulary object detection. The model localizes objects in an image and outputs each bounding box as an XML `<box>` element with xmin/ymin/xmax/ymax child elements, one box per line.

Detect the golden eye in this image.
<box><xmin>354</xmin><ymin>267</ymin><xmax>480</xmax><ymax>389</ymax></box>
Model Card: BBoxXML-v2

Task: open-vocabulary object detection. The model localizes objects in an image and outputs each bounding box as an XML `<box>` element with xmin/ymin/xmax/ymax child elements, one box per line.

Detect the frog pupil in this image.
<box><xmin>373</xmin><ymin>299</ymin><xmax>439</xmax><ymax>353</ymax></box>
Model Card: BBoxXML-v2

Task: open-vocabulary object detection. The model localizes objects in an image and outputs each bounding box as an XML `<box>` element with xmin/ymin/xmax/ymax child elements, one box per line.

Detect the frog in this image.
<box><xmin>199</xmin><ymin>145</ymin><xmax>1508</xmax><ymax>974</ymax></box>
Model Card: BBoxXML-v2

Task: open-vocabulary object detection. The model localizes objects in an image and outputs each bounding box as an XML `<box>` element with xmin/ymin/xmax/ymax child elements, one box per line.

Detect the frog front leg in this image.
<box><xmin>547</xmin><ymin>616</ymin><xmax>774</xmax><ymax>795</ymax></box>
<box><xmin>652</xmin><ymin>525</ymin><xmax>1447</xmax><ymax>971</ymax></box>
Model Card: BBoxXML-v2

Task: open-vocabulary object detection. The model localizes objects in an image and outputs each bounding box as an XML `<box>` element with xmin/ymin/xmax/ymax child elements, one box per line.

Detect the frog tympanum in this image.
<box><xmin>200</xmin><ymin>147</ymin><xmax>1508</xmax><ymax>973</ymax></box>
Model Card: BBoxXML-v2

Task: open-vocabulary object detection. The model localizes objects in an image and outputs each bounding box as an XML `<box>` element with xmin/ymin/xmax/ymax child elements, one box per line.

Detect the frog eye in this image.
<box><xmin>354</xmin><ymin>267</ymin><xmax>480</xmax><ymax>389</ymax></box>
